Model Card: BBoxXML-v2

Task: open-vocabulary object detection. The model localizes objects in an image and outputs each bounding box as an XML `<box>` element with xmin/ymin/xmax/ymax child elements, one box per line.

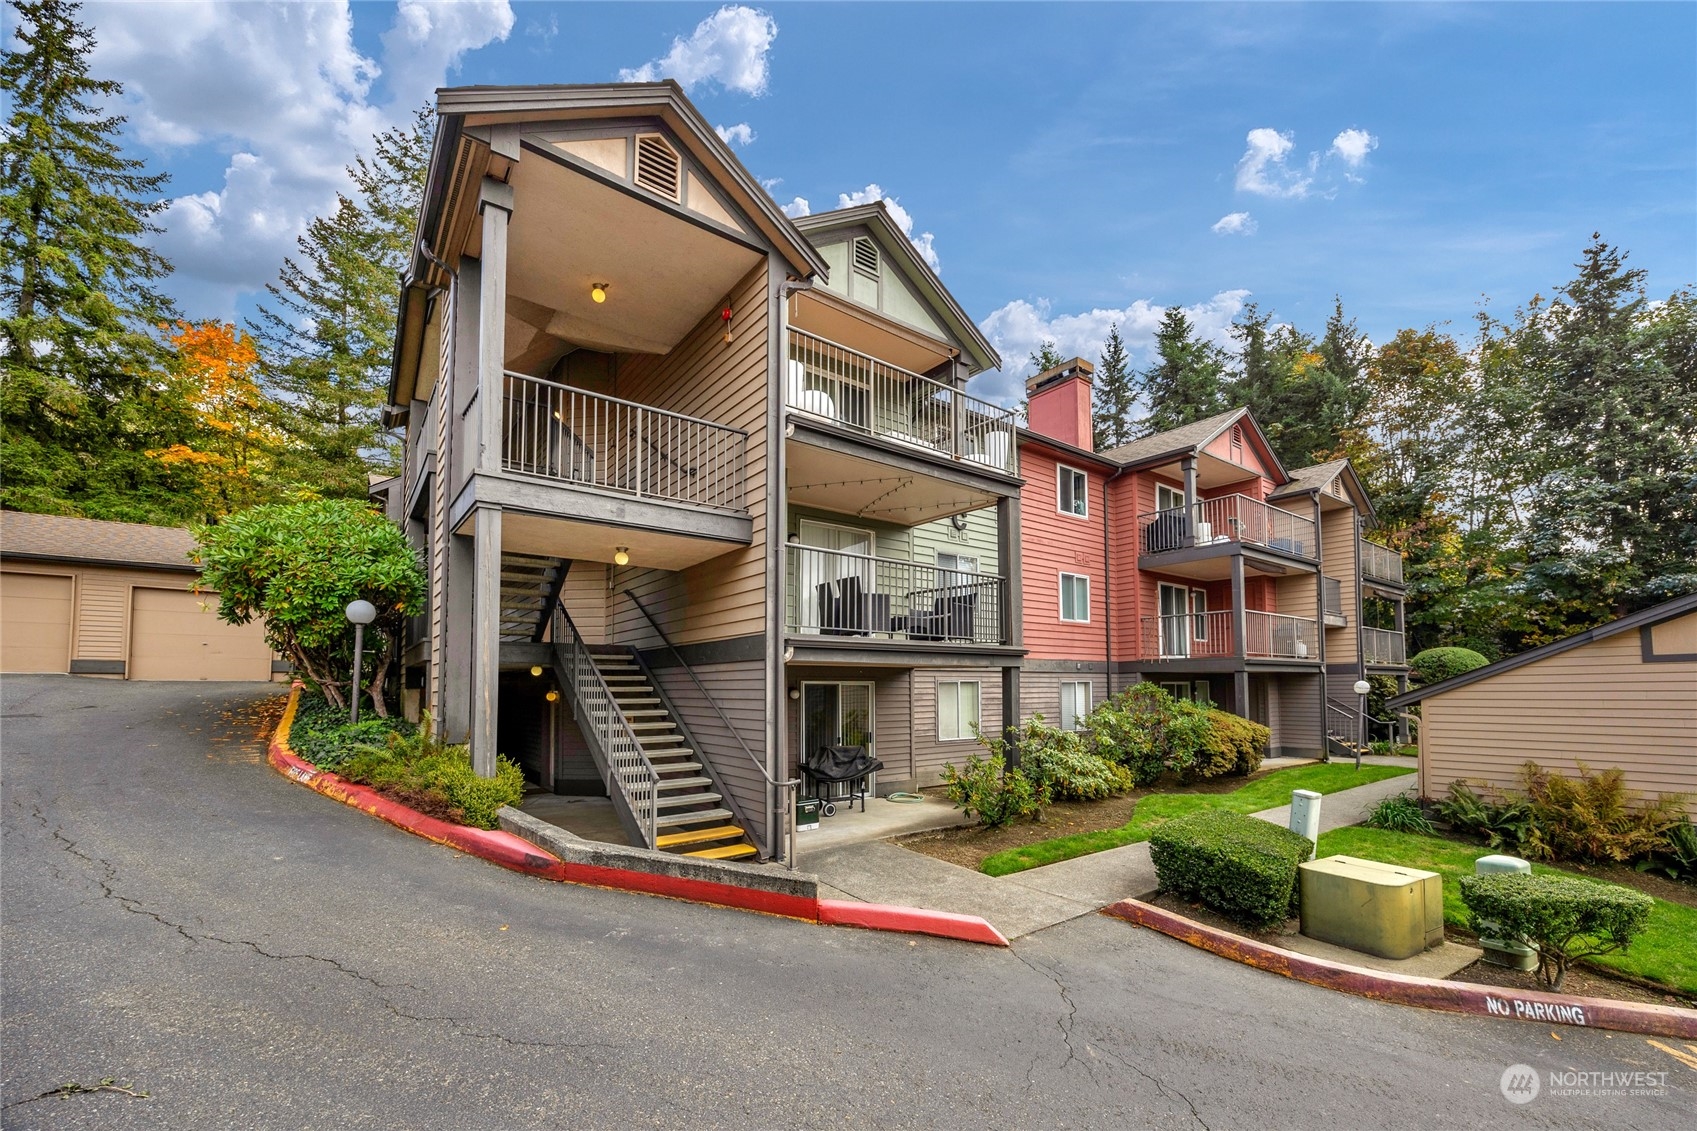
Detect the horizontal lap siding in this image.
<box><xmin>783</xmin><ymin>666</ymin><xmax>912</xmax><ymax>783</ymax></box>
<box><xmin>1019</xmin><ymin>667</ymin><xmax>1108</xmax><ymax>728</ymax></box>
<box><xmin>1272</xmin><ymin>674</ymin><xmax>1322</xmax><ymax>755</ymax></box>
<box><xmin>652</xmin><ymin>659</ymin><xmax>772</xmax><ymax>852</ymax></box>
<box><xmin>1321</xmin><ymin>509</ymin><xmax>1358</xmax><ymax>667</ymax></box>
<box><xmin>1421</xmin><ymin>630</ymin><xmax>1697</xmax><ymax>810</ymax></box>
<box><xmin>1107</xmin><ymin>474</ymin><xmax>1144</xmax><ymax>668</ymax></box>
<box><xmin>911</xmin><ymin>667</ymin><xmax>1002</xmax><ymax>786</ymax></box>
<box><xmin>611</xmin><ymin>262</ymin><xmax>770</xmax><ymax>648</ymax></box>
<box><xmin>1020</xmin><ymin>447</ymin><xmax>1107</xmax><ymax>660</ymax></box>
<box><xmin>559</xmin><ymin>563</ymin><xmax>607</xmax><ymax>644</ymax></box>
<box><xmin>911</xmin><ymin>506</ymin><xmax>1000</xmax><ymax>576</ymax></box>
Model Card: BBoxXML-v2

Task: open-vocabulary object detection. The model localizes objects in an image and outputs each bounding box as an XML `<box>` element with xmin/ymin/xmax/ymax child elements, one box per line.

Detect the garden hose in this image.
<box><xmin>886</xmin><ymin>791</ymin><xmax>924</xmax><ymax>803</ymax></box>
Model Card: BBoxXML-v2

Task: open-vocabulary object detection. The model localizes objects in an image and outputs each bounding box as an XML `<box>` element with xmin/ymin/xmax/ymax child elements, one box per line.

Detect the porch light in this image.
<box><xmin>545</xmin><ymin>690</ymin><xmax>560</xmax><ymax>702</ymax></box>
<box><xmin>613</xmin><ymin>547</ymin><xmax>630</xmax><ymax>566</ymax></box>
<box><xmin>591</xmin><ymin>282</ymin><xmax>608</xmax><ymax>304</ymax></box>
<box><xmin>530</xmin><ymin>665</ymin><xmax>543</xmax><ymax>677</ymax></box>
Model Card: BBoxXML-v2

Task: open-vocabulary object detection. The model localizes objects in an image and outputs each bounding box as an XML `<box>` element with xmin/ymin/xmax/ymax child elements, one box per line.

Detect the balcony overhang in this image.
<box><xmin>784</xmin><ymin>635</ymin><xmax>1025</xmax><ymax>669</ymax></box>
<box><xmin>790</xmin><ymin>287</ymin><xmax>959</xmax><ymax>376</ymax></box>
<box><xmin>1138</xmin><ymin>543</ymin><xmax>1319</xmax><ymax>581</ymax></box>
<box><xmin>451</xmin><ymin>471</ymin><xmax>751</xmax><ymax>570</ymax></box>
<box><xmin>785</xmin><ymin>421</ymin><xmax>1016</xmax><ymax>524</ymax></box>
<box><xmin>1362</xmin><ymin>577</ymin><xmax>1407</xmax><ymax>599</ymax></box>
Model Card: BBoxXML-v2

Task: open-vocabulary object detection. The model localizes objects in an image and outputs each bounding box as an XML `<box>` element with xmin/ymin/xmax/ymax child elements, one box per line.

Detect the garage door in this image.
<box><xmin>0</xmin><ymin>572</ymin><xmax>73</xmax><ymax>673</ymax></box>
<box><xmin>129</xmin><ymin>587</ymin><xmax>272</xmax><ymax>682</ymax></box>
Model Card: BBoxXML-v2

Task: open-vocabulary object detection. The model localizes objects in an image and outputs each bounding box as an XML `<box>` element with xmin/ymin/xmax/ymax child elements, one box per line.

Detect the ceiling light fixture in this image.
<box><xmin>591</xmin><ymin>282</ymin><xmax>609</xmax><ymax>304</ymax></box>
<box><xmin>613</xmin><ymin>547</ymin><xmax>630</xmax><ymax>567</ymax></box>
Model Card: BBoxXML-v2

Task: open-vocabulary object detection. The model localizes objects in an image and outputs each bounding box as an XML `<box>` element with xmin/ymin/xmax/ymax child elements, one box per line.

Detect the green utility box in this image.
<box><xmin>796</xmin><ymin>798</ymin><xmax>822</xmax><ymax>832</ymax></box>
<box><xmin>1299</xmin><ymin>855</ymin><xmax>1444</xmax><ymax>960</ymax></box>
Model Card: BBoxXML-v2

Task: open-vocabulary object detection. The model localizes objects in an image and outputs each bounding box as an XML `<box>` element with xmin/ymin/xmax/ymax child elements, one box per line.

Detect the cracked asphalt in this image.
<box><xmin>2</xmin><ymin>676</ymin><xmax>1689</xmax><ymax>1130</ymax></box>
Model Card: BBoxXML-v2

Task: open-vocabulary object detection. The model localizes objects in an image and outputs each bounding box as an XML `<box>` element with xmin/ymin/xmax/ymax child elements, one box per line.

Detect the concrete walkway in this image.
<box><xmin>799</xmin><ymin>762</ymin><xmax>1419</xmax><ymax>941</ymax></box>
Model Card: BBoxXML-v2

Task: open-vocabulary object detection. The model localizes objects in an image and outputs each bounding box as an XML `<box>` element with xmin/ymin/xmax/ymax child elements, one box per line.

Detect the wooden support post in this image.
<box><xmin>472</xmin><ymin>506</ymin><xmax>503</xmax><ymax>778</ymax></box>
<box><xmin>476</xmin><ymin>177</ymin><xmax>513</xmax><ymax>473</ymax></box>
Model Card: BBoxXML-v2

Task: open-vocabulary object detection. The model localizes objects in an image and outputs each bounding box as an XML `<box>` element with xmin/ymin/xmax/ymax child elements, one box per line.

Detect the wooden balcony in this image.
<box><xmin>1139</xmin><ymin>495</ymin><xmax>1318</xmax><ymax>560</ymax></box>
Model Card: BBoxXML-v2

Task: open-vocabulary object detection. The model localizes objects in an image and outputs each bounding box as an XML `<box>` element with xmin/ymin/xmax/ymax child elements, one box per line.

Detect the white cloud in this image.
<box><xmin>780</xmin><ymin>196</ymin><xmax>810</xmax><ymax>219</ymax></box>
<box><xmin>972</xmin><ymin>290</ymin><xmax>1252</xmax><ymax>408</ymax></box>
<box><xmin>618</xmin><ymin>5</ymin><xmax>777</xmax><ymax>95</ymax></box>
<box><xmin>715</xmin><ymin>122</ymin><xmax>755</xmax><ymax>147</ymax></box>
<box><xmin>1234</xmin><ymin>128</ymin><xmax>1314</xmax><ymax>199</ymax></box>
<box><xmin>1211</xmin><ymin>211</ymin><xmax>1257</xmax><ymax>236</ymax></box>
<box><xmin>1330</xmin><ymin>128</ymin><xmax>1378</xmax><ymax>167</ymax></box>
<box><xmin>834</xmin><ymin>183</ymin><xmax>940</xmax><ymax>272</ymax></box>
<box><xmin>524</xmin><ymin>12</ymin><xmax>559</xmax><ymax>51</ymax></box>
<box><xmin>87</xmin><ymin>0</ymin><xmax>514</xmax><ymax>316</ymax></box>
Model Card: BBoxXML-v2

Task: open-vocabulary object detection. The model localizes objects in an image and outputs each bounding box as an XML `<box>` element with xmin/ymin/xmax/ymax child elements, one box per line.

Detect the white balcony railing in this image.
<box><xmin>1244</xmin><ymin>610</ymin><xmax>1319</xmax><ymax>660</ymax></box>
<box><xmin>786</xmin><ymin>328</ymin><xmax>1018</xmax><ymax>475</ymax></box>
<box><xmin>785</xmin><ymin>544</ymin><xmax>1005</xmax><ymax>645</ymax></box>
<box><xmin>1362</xmin><ymin>626</ymin><xmax>1407</xmax><ymax>665</ymax></box>
<box><xmin>502</xmin><ymin>372</ymin><xmax>748</xmax><ymax>513</ymax></box>
<box><xmin>1137</xmin><ymin>609</ymin><xmax>1317</xmax><ymax>661</ymax></box>
<box><xmin>1138</xmin><ymin>495</ymin><xmax>1317</xmax><ymax>559</ymax></box>
<box><xmin>1360</xmin><ymin>539</ymin><xmax>1404</xmax><ymax>585</ymax></box>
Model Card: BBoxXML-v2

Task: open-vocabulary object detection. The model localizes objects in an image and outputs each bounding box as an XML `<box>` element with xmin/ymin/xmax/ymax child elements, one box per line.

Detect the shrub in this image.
<box><xmin>1639</xmin><ymin>821</ymin><xmax>1697</xmax><ymax>883</ymax></box>
<box><xmin>1150</xmin><ymin>810</ymin><xmax>1313</xmax><ymax>929</ymax></box>
<box><xmin>1365</xmin><ymin>793</ymin><xmax>1436</xmax><ymax>835</ymax></box>
<box><xmin>288</xmin><ymin>692</ymin><xmax>413</xmax><ymax>771</ymax></box>
<box><xmin>1081</xmin><ymin>684</ymin><xmax>1170</xmax><ymax>786</ymax></box>
<box><xmin>1409</xmin><ymin>647</ymin><xmax>1489</xmax><ymax>687</ymax></box>
<box><xmin>1201</xmin><ymin>710</ymin><xmax>1269</xmax><ymax>779</ymax></box>
<box><xmin>1008</xmin><ymin>717</ymin><xmax>1134</xmax><ymax>802</ymax></box>
<box><xmin>1433</xmin><ymin>781</ymin><xmax>1535</xmax><ymax>853</ymax></box>
<box><xmin>1517</xmin><ymin>761</ymin><xmax>1690</xmax><ymax>864</ymax></box>
<box><xmin>1081</xmin><ymin>685</ymin><xmax>1267</xmax><ymax>785</ymax></box>
<box><xmin>339</xmin><ymin>718</ymin><xmax>524</xmax><ymax>830</ymax></box>
<box><xmin>941</xmin><ymin>753</ymin><xmax>1045</xmax><ymax>828</ymax></box>
<box><xmin>1459</xmin><ymin>872</ymin><xmax>1653</xmax><ymax>990</ymax></box>
<box><xmin>1367</xmin><ymin>740</ymin><xmax>1394</xmax><ymax>758</ymax></box>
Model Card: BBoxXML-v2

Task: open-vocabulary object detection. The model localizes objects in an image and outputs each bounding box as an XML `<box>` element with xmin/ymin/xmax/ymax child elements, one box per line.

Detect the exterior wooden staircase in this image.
<box><xmin>1324</xmin><ymin>698</ymin><xmax>1372</xmax><ymax>763</ymax></box>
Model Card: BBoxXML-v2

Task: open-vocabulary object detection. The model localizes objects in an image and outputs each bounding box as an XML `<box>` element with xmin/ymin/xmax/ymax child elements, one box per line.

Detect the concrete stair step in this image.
<box><xmin>653</xmin><ymin>791</ymin><xmax>722</xmax><ymax>810</ymax></box>
<box><xmin>655</xmin><ymin>775</ymin><xmax>713</xmax><ymax>792</ymax></box>
<box><xmin>683</xmin><ymin>843</ymin><xmax>758</xmax><ymax>861</ymax></box>
<box><xmin>653</xmin><ymin>807</ymin><xmax>734</xmax><ymax>829</ymax></box>
<box><xmin>654</xmin><ymin>824</ymin><xmax>746</xmax><ymax>848</ymax></box>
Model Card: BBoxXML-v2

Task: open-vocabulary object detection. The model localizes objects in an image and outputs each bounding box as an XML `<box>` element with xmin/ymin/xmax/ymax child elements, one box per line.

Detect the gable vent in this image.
<box><xmin>634</xmin><ymin>134</ymin><xmax>681</xmax><ymax>202</ymax></box>
<box><xmin>852</xmin><ymin>236</ymin><xmax>879</xmax><ymax>278</ymax></box>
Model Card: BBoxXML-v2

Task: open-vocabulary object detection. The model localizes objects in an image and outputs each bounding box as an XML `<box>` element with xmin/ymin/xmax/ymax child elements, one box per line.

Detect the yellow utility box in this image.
<box><xmin>1299</xmin><ymin>855</ymin><xmax>1444</xmax><ymax>960</ymax></box>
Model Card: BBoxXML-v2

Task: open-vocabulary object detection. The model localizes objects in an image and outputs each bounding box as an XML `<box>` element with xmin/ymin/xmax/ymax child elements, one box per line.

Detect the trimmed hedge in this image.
<box><xmin>1459</xmin><ymin>872</ymin><xmax>1654</xmax><ymax>990</ymax></box>
<box><xmin>1409</xmin><ymin>646</ymin><xmax>1489</xmax><ymax>686</ymax></box>
<box><xmin>1150</xmin><ymin>809</ymin><xmax>1313</xmax><ymax>929</ymax></box>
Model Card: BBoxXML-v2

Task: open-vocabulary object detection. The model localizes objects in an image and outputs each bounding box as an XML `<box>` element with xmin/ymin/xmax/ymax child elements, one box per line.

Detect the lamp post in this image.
<box><xmin>345</xmin><ymin>600</ymin><xmax>378</xmax><ymax>724</ymax></box>
<box><xmin>1352</xmin><ymin>678</ymin><xmax>1372</xmax><ymax>770</ymax></box>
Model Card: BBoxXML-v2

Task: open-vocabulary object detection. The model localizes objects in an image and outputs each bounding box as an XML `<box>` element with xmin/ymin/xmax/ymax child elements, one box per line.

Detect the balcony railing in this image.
<box><xmin>1138</xmin><ymin>495</ymin><xmax>1317</xmax><ymax>559</ymax></box>
<box><xmin>1137</xmin><ymin>609</ymin><xmax>1318</xmax><ymax>661</ymax></box>
<box><xmin>1360</xmin><ymin>539</ymin><xmax>1404</xmax><ymax>586</ymax></box>
<box><xmin>1323</xmin><ymin>576</ymin><xmax>1344</xmax><ymax>620</ymax></box>
<box><xmin>1362</xmin><ymin>626</ymin><xmax>1407</xmax><ymax>666</ymax></box>
<box><xmin>786</xmin><ymin>328</ymin><xmax>1018</xmax><ymax>475</ymax></box>
<box><xmin>502</xmin><ymin>372</ymin><xmax>748</xmax><ymax>513</ymax></box>
<box><xmin>785</xmin><ymin>544</ymin><xmax>1005</xmax><ymax>645</ymax></box>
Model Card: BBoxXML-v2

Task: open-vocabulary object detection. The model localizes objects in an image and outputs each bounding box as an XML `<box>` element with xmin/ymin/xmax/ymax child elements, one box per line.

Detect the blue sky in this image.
<box><xmin>80</xmin><ymin>2</ymin><xmax>1696</xmax><ymax>405</ymax></box>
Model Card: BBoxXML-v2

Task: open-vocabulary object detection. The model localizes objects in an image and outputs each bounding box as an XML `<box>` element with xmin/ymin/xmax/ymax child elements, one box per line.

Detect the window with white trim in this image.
<box><xmin>1058</xmin><ymin>465</ymin><xmax>1088</xmax><ymax>517</ymax></box>
<box><xmin>1060</xmin><ymin>573</ymin><xmax>1090</xmax><ymax>623</ymax></box>
<box><xmin>1060</xmin><ymin>681</ymin><xmax>1092</xmax><ymax>731</ymax></box>
<box><xmin>1156</xmin><ymin>482</ymin><xmax>1185</xmax><ymax>513</ymax></box>
<box><xmin>937</xmin><ymin>551</ymin><xmax>978</xmax><ymax>589</ymax></box>
<box><xmin>937</xmin><ymin>680</ymin><xmax>981</xmax><ymax>741</ymax></box>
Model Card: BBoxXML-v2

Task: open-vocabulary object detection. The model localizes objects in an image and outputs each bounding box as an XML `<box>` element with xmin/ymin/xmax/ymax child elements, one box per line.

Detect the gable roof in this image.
<box><xmin>1096</xmin><ymin>408</ymin><xmax>1288</xmax><ymax>484</ymax></box>
<box><xmin>1271</xmin><ymin>458</ymin><xmax>1378</xmax><ymax>524</ymax></box>
<box><xmin>793</xmin><ymin>202</ymin><xmax>1001</xmax><ymax>374</ymax></box>
<box><xmin>1386</xmin><ymin>592</ymin><xmax>1697</xmax><ymax>709</ymax></box>
<box><xmin>0</xmin><ymin>512</ymin><xmax>199</xmax><ymax>572</ymax></box>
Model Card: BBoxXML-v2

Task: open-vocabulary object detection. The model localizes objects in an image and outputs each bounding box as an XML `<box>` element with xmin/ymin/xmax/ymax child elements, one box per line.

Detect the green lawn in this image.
<box><xmin>979</xmin><ymin>762</ymin><xmax>1415</xmax><ymax>877</ymax></box>
<box><xmin>1317</xmin><ymin>826</ymin><xmax>1697</xmax><ymax>994</ymax></box>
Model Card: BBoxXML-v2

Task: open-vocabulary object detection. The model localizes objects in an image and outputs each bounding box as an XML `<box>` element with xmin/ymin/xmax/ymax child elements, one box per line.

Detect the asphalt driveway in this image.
<box><xmin>2</xmin><ymin>676</ymin><xmax>1688</xmax><ymax>1129</ymax></box>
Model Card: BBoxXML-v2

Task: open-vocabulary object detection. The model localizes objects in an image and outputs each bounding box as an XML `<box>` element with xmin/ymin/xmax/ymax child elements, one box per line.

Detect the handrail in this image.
<box><xmin>1324</xmin><ymin>697</ymin><xmax>1364</xmax><ymax>767</ymax></box>
<box><xmin>507</xmin><ymin>369</ymin><xmax>750</xmax><ymax>433</ymax></box>
<box><xmin>622</xmin><ymin>590</ymin><xmax>801</xmax><ymax>868</ymax></box>
<box><xmin>553</xmin><ymin>600</ymin><xmax>659</xmax><ymax>848</ymax></box>
<box><xmin>1360</xmin><ymin>538</ymin><xmax>1404</xmax><ymax>585</ymax></box>
<box><xmin>784</xmin><ymin>543</ymin><xmax>1007</xmax><ymax>644</ymax></box>
<box><xmin>1137</xmin><ymin>494</ymin><xmax>1317</xmax><ymax>559</ymax></box>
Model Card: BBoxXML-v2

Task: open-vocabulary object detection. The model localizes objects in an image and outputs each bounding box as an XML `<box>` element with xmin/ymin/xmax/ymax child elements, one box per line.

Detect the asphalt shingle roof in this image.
<box><xmin>1269</xmin><ymin>459</ymin><xmax>1351</xmax><ymax>499</ymax></box>
<box><xmin>1096</xmin><ymin>408</ymin><xmax>1247</xmax><ymax>466</ymax></box>
<box><xmin>0</xmin><ymin>511</ymin><xmax>199</xmax><ymax>571</ymax></box>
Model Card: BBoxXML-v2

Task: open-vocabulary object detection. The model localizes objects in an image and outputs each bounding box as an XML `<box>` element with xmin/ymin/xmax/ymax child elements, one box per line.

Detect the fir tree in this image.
<box><xmin>1017</xmin><ymin>339</ymin><xmax>1065</xmax><ymax>422</ymax></box>
<box><xmin>0</xmin><ymin>0</ymin><xmax>191</xmax><ymax>521</ymax></box>
<box><xmin>1139</xmin><ymin>306</ymin><xmax>1226</xmax><ymax>435</ymax></box>
<box><xmin>252</xmin><ymin>108</ymin><xmax>433</xmax><ymax>496</ymax></box>
<box><xmin>1091</xmin><ymin>322</ymin><xmax>1134</xmax><ymax>450</ymax></box>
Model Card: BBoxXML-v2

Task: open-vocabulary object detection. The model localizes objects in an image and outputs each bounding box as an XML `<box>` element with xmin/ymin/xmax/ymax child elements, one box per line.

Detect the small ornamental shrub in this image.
<box><xmin>1409</xmin><ymin>646</ymin><xmax>1489</xmax><ymax>687</ymax></box>
<box><xmin>1201</xmin><ymin>710</ymin><xmax>1269</xmax><ymax>778</ymax></box>
<box><xmin>1149</xmin><ymin>810</ymin><xmax>1313</xmax><ymax>929</ymax></box>
<box><xmin>1517</xmin><ymin>761</ymin><xmax>1690</xmax><ymax>864</ymax></box>
<box><xmin>1433</xmin><ymin>781</ymin><xmax>1535</xmax><ymax>854</ymax></box>
<box><xmin>339</xmin><ymin>715</ymin><xmax>525</xmax><ymax>830</ymax></box>
<box><xmin>1365</xmin><ymin>792</ymin><xmax>1436</xmax><ymax>835</ymax></box>
<box><xmin>941</xmin><ymin>752</ymin><xmax>1046</xmax><ymax>828</ymax></box>
<box><xmin>1367</xmin><ymin>740</ymin><xmax>1395</xmax><ymax>758</ymax></box>
<box><xmin>1459</xmin><ymin>872</ymin><xmax>1654</xmax><ymax>990</ymax></box>
<box><xmin>1639</xmin><ymin>820</ymin><xmax>1697</xmax><ymax>883</ymax></box>
<box><xmin>1006</xmin><ymin>717</ymin><xmax>1134</xmax><ymax>802</ymax></box>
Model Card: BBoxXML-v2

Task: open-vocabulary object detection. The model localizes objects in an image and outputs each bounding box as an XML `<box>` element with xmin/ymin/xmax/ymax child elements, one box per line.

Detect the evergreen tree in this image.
<box><xmin>1226</xmin><ymin>300</ymin><xmax>1362</xmax><ymax>468</ymax></box>
<box><xmin>0</xmin><ymin>0</ymin><xmax>192</xmax><ymax>521</ymax></box>
<box><xmin>1138</xmin><ymin>306</ymin><xmax>1226</xmax><ymax>435</ymax></box>
<box><xmin>1017</xmin><ymin>339</ymin><xmax>1065</xmax><ymax>422</ymax></box>
<box><xmin>1091</xmin><ymin>323</ymin><xmax>1134</xmax><ymax>450</ymax></box>
<box><xmin>252</xmin><ymin>108</ymin><xmax>433</xmax><ymax>495</ymax></box>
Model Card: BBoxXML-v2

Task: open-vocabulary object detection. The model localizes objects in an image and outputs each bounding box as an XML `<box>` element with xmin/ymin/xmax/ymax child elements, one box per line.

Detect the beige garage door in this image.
<box><xmin>129</xmin><ymin>587</ymin><xmax>272</xmax><ymax>681</ymax></box>
<box><xmin>0</xmin><ymin>572</ymin><xmax>73</xmax><ymax>673</ymax></box>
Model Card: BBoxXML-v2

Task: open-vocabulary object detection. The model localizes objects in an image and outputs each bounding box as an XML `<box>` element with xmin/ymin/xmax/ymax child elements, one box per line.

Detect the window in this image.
<box><xmin>937</xmin><ymin>551</ymin><xmax>978</xmax><ymax>588</ymax></box>
<box><xmin>1193</xmin><ymin>681</ymin><xmax>1213</xmax><ymax>706</ymax></box>
<box><xmin>1160</xmin><ymin>681</ymin><xmax>1191</xmax><ymax>701</ymax></box>
<box><xmin>1060</xmin><ymin>681</ymin><xmax>1092</xmax><ymax>731</ymax></box>
<box><xmin>1060</xmin><ymin>573</ymin><xmax>1090</xmax><ymax>622</ymax></box>
<box><xmin>1156</xmin><ymin>482</ymin><xmax>1185</xmax><ymax>513</ymax></box>
<box><xmin>1058</xmin><ymin>465</ymin><xmax>1088</xmax><ymax>517</ymax></box>
<box><xmin>1191</xmin><ymin>588</ymin><xmax>1208</xmax><ymax>641</ymax></box>
<box><xmin>937</xmin><ymin>680</ymin><xmax>980</xmax><ymax>741</ymax></box>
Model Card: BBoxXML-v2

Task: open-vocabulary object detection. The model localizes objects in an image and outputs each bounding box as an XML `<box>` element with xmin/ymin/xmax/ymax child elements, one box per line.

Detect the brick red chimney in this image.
<box><xmin>1025</xmin><ymin>358</ymin><xmax>1095</xmax><ymax>452</ymax></box>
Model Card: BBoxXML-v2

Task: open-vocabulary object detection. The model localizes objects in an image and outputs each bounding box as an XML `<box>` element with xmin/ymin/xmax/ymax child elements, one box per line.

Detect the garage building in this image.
<box><xmin>0</xmin><ymin>512</ymin><xmax>276</xmax><ymax>681</ymax></box>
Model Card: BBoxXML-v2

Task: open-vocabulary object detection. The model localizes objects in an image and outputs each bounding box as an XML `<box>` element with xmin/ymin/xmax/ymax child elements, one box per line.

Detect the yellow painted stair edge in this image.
<box><xmin>654</xmin><ymin>824</ymin><xmax>745</xmax><ymax>848</ymax></box>
<box><xmin>684</xmin><ymin>843</ymin><xmax>758</xmax><ymax>860</ymax></box>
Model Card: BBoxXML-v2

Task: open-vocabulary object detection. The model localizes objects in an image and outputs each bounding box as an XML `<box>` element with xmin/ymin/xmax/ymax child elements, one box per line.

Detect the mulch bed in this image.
<box><xmin>897</xmin><ymin>773</ymin><xmax>1275</xmax><ymax>871</ymax></box>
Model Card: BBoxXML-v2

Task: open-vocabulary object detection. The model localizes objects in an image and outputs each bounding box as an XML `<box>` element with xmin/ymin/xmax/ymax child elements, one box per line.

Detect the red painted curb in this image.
<box><xmin>268</xmin><ymin>686</ymin><xmax>1010</xmax><ymax>946</ymax></box>
<box><xmin>1105</xmin><ymin>898</ymin><xmax>1697</xmax><ymax>1038</ymax></box>
<box><xmin>819</xmin><ymin>899</ymin><xmax>1010</xmax><ymax>947</ymax></box>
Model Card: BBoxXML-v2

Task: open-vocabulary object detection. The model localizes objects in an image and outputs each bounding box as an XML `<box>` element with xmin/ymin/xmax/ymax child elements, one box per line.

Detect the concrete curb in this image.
<box><xmin>268</xmin><ymin>686</ymin><xmax>1007</xmax><ymax>947</ymax></box>
<box><xmin>1105</xmin><ymin>898</ymin><xmax>1697</xmax><ymax>1038</ymax></box>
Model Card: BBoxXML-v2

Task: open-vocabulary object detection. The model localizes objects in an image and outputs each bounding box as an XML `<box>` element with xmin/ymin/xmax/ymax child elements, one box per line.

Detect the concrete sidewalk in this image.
<box><xmin>799</xmin><ymin>763</ymin><xmax>1418</xmax><ymax>940</ymax></box>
